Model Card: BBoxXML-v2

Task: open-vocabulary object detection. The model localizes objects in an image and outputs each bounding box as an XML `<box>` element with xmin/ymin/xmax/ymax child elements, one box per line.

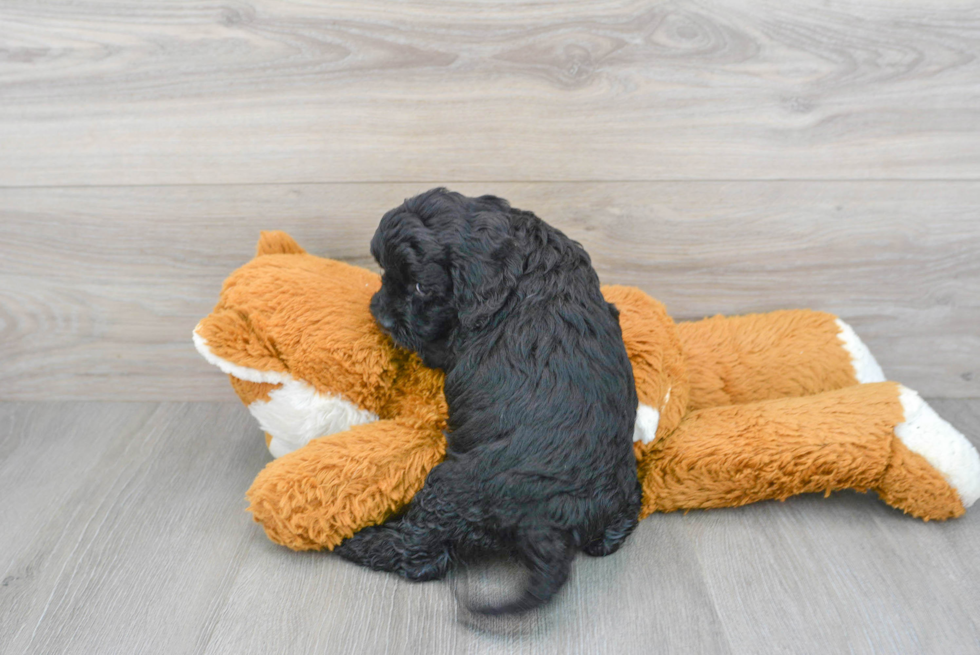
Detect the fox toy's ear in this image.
<box><xmin>193</xmin><ymin>308</ymin><xmax>288</xmax><ymax>383</ymax></box>
<box><xmin>256</xmin><ymin>231</ymin><xmax>306</xmax><ymax>257</ymax></box>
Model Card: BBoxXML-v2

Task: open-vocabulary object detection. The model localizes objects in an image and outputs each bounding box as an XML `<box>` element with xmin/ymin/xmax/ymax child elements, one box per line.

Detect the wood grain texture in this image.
<box><xmin>1</xmin><ymin>181</ymin><xmax>977</xmax><ymax>400</ymax></box>
<box><xmin>0</xmin><ymin>402</ymin><xmax>268</xmax><ymax>655</ymax></box>
<box><xmin>2</xmin><ymin>400</ymin><xmax>979</xmax><ymax>654</ymax></box>
<box><xmin>1</xmin><ymin>1</ymin><xmax>979</xmax><ymax>185</ymax></box>
<box><xmin>3</xmin><ymin>1</ymin><xmax>978</xmax><ymax>652</ymax></box>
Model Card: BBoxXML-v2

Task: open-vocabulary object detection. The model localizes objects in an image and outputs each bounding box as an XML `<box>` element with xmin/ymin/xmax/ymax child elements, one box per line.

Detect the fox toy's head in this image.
<box><xmin>193</xmin><ymin>231</ymin><xmax>447</xmax><ymax>458</ymax></box>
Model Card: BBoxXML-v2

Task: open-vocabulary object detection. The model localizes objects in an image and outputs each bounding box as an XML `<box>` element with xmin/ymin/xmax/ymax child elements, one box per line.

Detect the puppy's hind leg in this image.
<box><xmin>334</xmin><ymin>517</ymin><xmax>451</xmax><ymax>582</ymax></box>
<box><xmin>582</xmin><ymin>512</ymin><xmax>638</xmax><ymax>558</ymax></box>
<box><xmin>334</xmin><ymin>481</ymin><xmax>462</xmax><ymax>582</ymax></box>
<box><xmin>582</xmin><ymin>489</ymin><xmax>642</xmax><ymax>558</ymax></box>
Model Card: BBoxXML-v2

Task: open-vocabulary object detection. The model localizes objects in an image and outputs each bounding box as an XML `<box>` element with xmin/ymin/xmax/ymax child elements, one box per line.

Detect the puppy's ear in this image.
<box><xmin>448</xmin><ymin>211</ymin><xmax>523</xmax><ymax>330</ymax></box>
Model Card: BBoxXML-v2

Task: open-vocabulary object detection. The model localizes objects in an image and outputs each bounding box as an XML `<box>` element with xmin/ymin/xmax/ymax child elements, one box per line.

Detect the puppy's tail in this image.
<box><xmin>464</xmin><ymin>526</ymin><xmax>575</xmax><ymax>617</ymax></box>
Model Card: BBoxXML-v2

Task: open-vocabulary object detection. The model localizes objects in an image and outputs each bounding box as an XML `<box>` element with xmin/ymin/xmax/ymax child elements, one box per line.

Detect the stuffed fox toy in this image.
<box><xmin>194</xmin><ymin>232</ymin><xmax>980</xmax><ymax>551</ymax></box>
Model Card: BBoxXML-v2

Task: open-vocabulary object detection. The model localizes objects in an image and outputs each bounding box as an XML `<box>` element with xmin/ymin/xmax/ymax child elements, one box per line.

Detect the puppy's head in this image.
<box><xmin>369</xmin><ymin>188</ymin><xmax>522</xmax><ymax>370</ymax></box>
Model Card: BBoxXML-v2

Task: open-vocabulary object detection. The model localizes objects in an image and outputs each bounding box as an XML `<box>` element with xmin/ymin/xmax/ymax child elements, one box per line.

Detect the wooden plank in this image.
<box><xmin>202</xmin><ymin>516</ymin><xmax>730</xmax><ymax>655</ymax></box>
<box><xmin>685</xmin><ymin>492</ymin><xmax>980</xmax><ymax>654</ymax></box>
<box><xmin>0</xmin><ymin>401</ymin><xmax>730</xmax><ymax>655</ymax></box>
<box><xmin>0</xmin><ymin>402</ymin><xmax>271</xmax><ymax>655</ymax></box>
<box><xmin>0</xmin><ymin>403</ymin><xmax>157</xmax><ymax>581</ymax></box>
<box><xmin>1</xmin><ymin>1</ymin><xmax>979</xmax><ymax>185</ymax></box>
<box><xmin>1</xmin><ymin>181</ymin><xmax>977</xmax><ymax>400</ymax></box>
<box><xmin>4</xmin><ymin>401</ymin><xmax>980</xmax><ymax>653</ymax></box>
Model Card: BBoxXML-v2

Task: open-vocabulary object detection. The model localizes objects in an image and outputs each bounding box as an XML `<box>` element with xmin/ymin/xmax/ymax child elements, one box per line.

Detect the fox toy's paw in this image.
<box><xmin>875</xmin><ymin>386</ymin><xmax>980</xmax><ymax>520</ymax></box>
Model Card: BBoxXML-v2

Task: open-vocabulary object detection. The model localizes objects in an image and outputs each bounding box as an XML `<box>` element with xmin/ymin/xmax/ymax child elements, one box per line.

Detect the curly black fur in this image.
<box><xmin>335</xmin><ymin>188</ymin><xmax>642</xmax><ymax>615</ymax></box>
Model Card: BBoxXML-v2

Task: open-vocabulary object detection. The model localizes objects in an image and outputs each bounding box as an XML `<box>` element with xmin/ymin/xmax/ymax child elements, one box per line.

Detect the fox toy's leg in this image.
<box><xmin>245</xmin><ymin>420</ymin><xmax>446</xmax><ymax>551</ymax></box>
<box><xmin>676</xmin><ymin>310</ymin><xmax>884</xmax><ymax>411</ymax></box>
<box><xmin>639</xmin><ymin>382</ymin><xmax>980</xmax><ymax>521</ymax></box>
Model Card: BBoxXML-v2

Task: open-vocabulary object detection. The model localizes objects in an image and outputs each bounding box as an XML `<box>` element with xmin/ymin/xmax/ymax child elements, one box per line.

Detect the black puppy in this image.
<box><xmin>335</xmin><ymin>188</ymin><xmax>641</xmax><ymax>615</ymax></box>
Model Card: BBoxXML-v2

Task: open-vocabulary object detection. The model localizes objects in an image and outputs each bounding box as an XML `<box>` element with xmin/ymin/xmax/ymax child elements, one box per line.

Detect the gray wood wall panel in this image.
<box><xmin>2</xmin><ymin>400</ymin><xmax>979</xmax><ymax>654</ymax></box>
<box><xmin>2</xmin><ymin>182</ymin><xmax>977</xmax><ymax>400</ymax></box>
<box><xmin>1</xmin><ymin>1</ymin><xmax>979</xmax><ymax>185</ymax></box>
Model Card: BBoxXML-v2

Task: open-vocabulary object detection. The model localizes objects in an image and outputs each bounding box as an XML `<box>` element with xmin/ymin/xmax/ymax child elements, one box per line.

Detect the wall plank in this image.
<box><xmin>1</xmin><ymin>1</ymin><xmax>979</xmax><ymax>185</ymax></box>
<box><xmin>1</xmin><ymin>181</ymin><xmax>976</xmax><ymax>400</ymax></box>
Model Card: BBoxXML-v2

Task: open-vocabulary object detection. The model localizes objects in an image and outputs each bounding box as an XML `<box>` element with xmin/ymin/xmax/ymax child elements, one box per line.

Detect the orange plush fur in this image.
<box><xmin>194</xmin><ymin>232</ymin><xmax>976</xmax><ymax>551</ymax></box>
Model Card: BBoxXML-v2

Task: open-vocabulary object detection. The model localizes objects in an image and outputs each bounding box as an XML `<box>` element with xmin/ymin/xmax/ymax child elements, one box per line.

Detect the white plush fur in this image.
<box><xmin>835</xmin><ymin>319</ymin><xmax>886</xmax><ymax>383</ymax></box>
<box><xmin>193</xmin><ymin>328</ymin><xmax>378</xmax><ymax>457</ymax></box>
<box><xmin>896</xmin><ymin>385</ymin><xmax>980</xmax><ymax>508</ymax></box>
<box><xmin>633</xmin><ymin>403</ymin><xmax>661</xmax><ymax>445</ymax></box>
<box><xmin>254</xmin><ymin>378</ymin><xmax>379</xmax><ymax>458</ymax></box>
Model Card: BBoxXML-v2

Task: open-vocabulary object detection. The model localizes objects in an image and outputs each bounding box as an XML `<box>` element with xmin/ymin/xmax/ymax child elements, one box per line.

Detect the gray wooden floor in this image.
<box><xmin>2</xmin><ymin>400</ymin><xmax>980</xmax><ymax>654</ymax></box>
<box><xmin>3</xmin><ymin>0</ymin><xmax>980</xmax><ymax>653</ymax></box>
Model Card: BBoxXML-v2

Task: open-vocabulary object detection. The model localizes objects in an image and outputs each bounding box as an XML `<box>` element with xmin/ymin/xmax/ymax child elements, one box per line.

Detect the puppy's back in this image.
<box><xmin>442</xmin><ymin>203</ymin><xmax>641</xmax><ymax>613</ymax></box>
